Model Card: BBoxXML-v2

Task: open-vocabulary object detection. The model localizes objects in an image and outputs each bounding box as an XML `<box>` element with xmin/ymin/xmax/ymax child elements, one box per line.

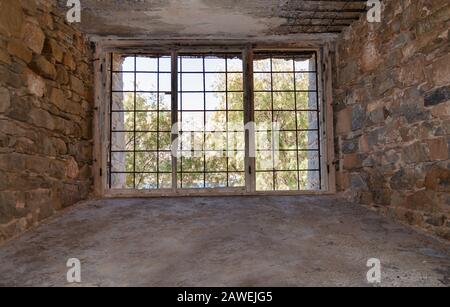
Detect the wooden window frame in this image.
<box><xmin>93</xmin><ymin>44</ymin><xmax>336</xmax><ymax>198</ymax></box>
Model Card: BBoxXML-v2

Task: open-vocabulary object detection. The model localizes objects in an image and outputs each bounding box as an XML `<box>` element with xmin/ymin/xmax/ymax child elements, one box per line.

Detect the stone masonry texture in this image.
<box><xmin>333</xmin><ymin>0</ymin><xmax>450</xmax><ymax>240</ymax></box>
<box><xmin>0</xmin><ymin>0</ymin><xmax>93</xmax><ymax>242</ymax></box>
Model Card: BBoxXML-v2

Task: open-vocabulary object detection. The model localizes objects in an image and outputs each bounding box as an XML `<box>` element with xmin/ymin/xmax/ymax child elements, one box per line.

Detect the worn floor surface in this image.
<box><xmin>0</xmin><ymin>196</ymin><xmax>449</xmax><ymax>287</ymax></box>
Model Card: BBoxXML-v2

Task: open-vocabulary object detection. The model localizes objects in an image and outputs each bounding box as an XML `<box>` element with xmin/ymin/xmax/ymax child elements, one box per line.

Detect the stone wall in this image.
<box><xmin>333</xmin><ymin>0</ymin><xmax>450</xmax><ymax>239</ymax></box>
<box><xmin>0</xmin><ymin>0</ymin><xmax>93</xmax><ymax>242</ymax></box>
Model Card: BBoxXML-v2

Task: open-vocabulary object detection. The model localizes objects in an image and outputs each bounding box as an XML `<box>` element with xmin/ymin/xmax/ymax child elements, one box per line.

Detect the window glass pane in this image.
<box><xmin>205</xmin><ymin>73</ymin><xmax>226</xmax><ymax>91</ymax></box>
<box><xmin>296</xmin><ymin>91</ymin><xmax>317</xmax><ymax>110</ymax></box>
<box><xmin>135</xmin><ymin>152</ymin><xmax>158</xmax><ymax>172</ymax></box>
<box><xmin>254</xmin><ymin>58</ymin><xmax>271</xmax><ymax>72</ymax></box>
<box><xmin>205</xmin><ymin>58</ymin><xmax>226</xmax><ymax>72</ymax></box>
<box><xmin>229</xmin><ymin>172</ymin><xmax>245</xmax><ymax>187</ymax></box>
<box><xmin>254</xmin><ymin>52</ymin><xmax>321</xmax><ymax>191</ymax></box>
<box><xmin>136</xmin><ymin>73</ymin><xmax>157</xmax><ymax>91</ymax></box>
<box><xmin>254</xmin><ymin>92</ymin><xmax>271</xmax><ymax>110</ymax></box>
<box><xmin>135</xmin><ymin>112</ymin><xmax>157</xmax><ymax>131</ymax></box>
<box><xmin>113</xmin><ymin>55</ymin><xmax>134</xmax><ymax>71</ymax></box>
<box><xmin>110</xmin><ymin>54</ymin><xmax>173</xmax><ymax>190</ymax></box>
<box><xmin>205</xmin><ymin>132</ymin><xmax>226</xmax><ymax>151</ymax></box>
<box><xmin>272</xmin><ymin>58</ymin><xmax>294</xmax><ymax>72</ymax></box>
<box><xmin>298</xmin><ymin>151</ymin><xmax>320</xmax><ymax>170</ymax></box>
<box><xmin>182</xmin><ymin>112</ymin><xmax>204</xmax><ymax>131</ymax></box>
<box><xmin>228</xmin><ymin>151</ymin><xmax>245</xmax><ymax>171</ymax></box>
<box><xmin>273</xmin><ymin>92</ymin><xmax>295</xmax><ymax>110</ymax></box>
<box><xmin>298</xmin><ymin>131</ymin><xmax>319</xmax><ymax>150</ymax></box>
<box><xmin>254</xmin><ymin>73</ymin><xmax>271</xmax><ymax>91</ymax></box>
<box><xmin>256</xmin><ymin>151</ymin><xmax>273</xmax><ymax>171</ymax></box>
<box><xmin>159</xmin><ymin>93</ymin><xmax>171</xmax><ymax>111</ymax></box>
<box><xmin>228</xmin><ymin>92</ymin><xmax>243</xmax><ymax>110</ymax></box>
<box><xmin>159</xmin><ymin>173</ymin><xmax>172</xmax><ymax>189</ymax></box>
<box><xmin>159</xmin><ymin>112</ymin><xmax>172</xmax><ymax>131</ymax></box>
<box><xmin>206</xmin><ymin>173</ymin><xmax>227</xmax><ymax>188</ymax></box>
<box><xmin>111</xmin><ymin>173</ymin><xmax>134</xmax><ymax>189</ymax></box>
<box><xmin>136</xmin><ymin>57</ymin><xmax>157</xmax><ymax>71</ymax></box>
<box><xmin>159</xmin><ymin>152</ymin><xmax>172</xmax><ymax>173</ymax></box>
<box><xmin>159</xmin><ymin>73</ymin><xmax>171</xmax><ymax>92</ymax></box>
<box><xmin>228</xmin><ymin>73</ymin><xmax>243</xmax><ymax>91</ymax></box>
<box><xmin>227</xmin><ymin>58</ymin><xmax>242</xmax><ymax>72</ymax></box>
<box><xmin>181</xmin><ymin>73</ymin><xmax>204</xmax><ymax>91</ymax></box>
<box><xmin>205</xmin><ymin>112</ymin><xmax>226</xmax><ymax>131</ymax></box>
<box><xmin>181</xmin><ymin>156</ymin><xmax>204</xmax><ymax>172</ymax></box>
<box><xmin>180</xmin><ymin>93</ymin><xmax>204</xmax><ymax>111</ymax></box>
<box><xmin>274</xmin><ymin>111</ymin><xmax>296</xmax><ymax>130</ymax></box>
<box><xmin>112</xmin><ymin>73</ymin><xmax>134</xmax><ymax>91</ymax></box>
<box><xmin>112</xmin><ymin>112</ymin><xmax>134</xmax><ymax>131</ymax></box>
<box><xmin>159</xmin><ymin>132</ymin><xmax>172</xmax><ymax>151</ymax></box>
<box><xmin>136</xmin><ymin>173</ymin><xmax>157</xmax><ymax>190</ymax></box>
<box><xmin>181</xmin><ymin>173</ymin><xmax>204</xmax><ymax>189</ymax></box>
<box><xmin>159</xmin><ymin>56</ymin><xmax>172</xmax><ymax>72</ymax></box>
<box><xmin>297</xmin><ymin>111</ymin><xmax>318</xmax><ymax>130</ymax></box>
<box><xmin>112</xmin><ymin>92</ymin><xmax>134</xmax><ymax>111</ymax></box>
<box><xmin>135</xmin><ymin>93</ymin><xmax>158</xmax><ymax>111</ymax></box>
<box><xmin>181</xmin><ymin>57</ymin><xmax>204</xmax><ymax>72</ymax></box>
<box><xmin>275</xmin><ymin>151</ymin><xmax>298</xmax><ymax>170</ymax></box>
<box><xmin>273</xmin><ymin>73</ymin><xmax>294</xmax><ymax>91</ymax></box>
<box><xmin>279</xmin><ymin>131</ymin><xmax>297</xmax><ymax>150</ymax></box>
<box><xmin>275</xmin><ymin>171</ymin><xmax>298</xmax><ymax>190</ymax></box>
<box><xmin>295</xmin><ymin>73</ymin><xmax>316</xmax><ymax>91</ymax></box>
<box><xmin>205</xmin><ymin>93</ymin><xmax>225</xmax><ymax>110</ymax></box>
<box><xmin>135</xmin><ymin>132</ymin><xmax>157</xmax><ymax>151</ymax></box>
<box><xmin>228</xmin><ymin>132</ymin><xmax>245</xmax><ymax>151</ymax></box>
<box><xmin>111</xmin><ymin>152</ymin><xmax>134</xmax><ymax>172</ymax></box>
<box><xmin>299</xmin><ymin>171</ymin><xmax>320</xmax><ymax>190</ymax></box>
<box><xmin>112</xmin><ymin>132</ymin><xmax>134</xmax><ymax>151</ymax></box>
<box><xmin>256</xmin><ymin>172</ymin><xmax>274</xmax><ymax>191</ymax></box>
<box><xmin>205</xmin><ymin>153</ymin><xmax>227</xmax><ymax>172</ymax></box>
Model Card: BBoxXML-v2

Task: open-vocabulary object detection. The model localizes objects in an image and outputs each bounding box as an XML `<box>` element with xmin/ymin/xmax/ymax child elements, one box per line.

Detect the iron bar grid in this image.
<box><xmin>108</xmin><ymin>51</ymin><xmax>323</xmax><ymax>192</ymax></box>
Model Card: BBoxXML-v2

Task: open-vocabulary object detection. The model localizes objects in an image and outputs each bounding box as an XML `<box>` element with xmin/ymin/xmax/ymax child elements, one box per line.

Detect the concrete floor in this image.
<box><xmin>0</xmin><ymin>196</ymin><xmax>449</xmax><ymax>287</ymax></box>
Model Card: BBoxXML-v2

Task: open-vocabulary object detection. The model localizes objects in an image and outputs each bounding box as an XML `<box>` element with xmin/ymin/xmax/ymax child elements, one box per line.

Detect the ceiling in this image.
<box><xmin>58</xmin><ymin>0</ymin><xmax>368</xmax><ymax>42</ymax></box>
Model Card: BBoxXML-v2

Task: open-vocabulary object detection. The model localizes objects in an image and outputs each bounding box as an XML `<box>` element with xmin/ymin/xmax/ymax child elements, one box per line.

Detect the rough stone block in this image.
<box><xmin>425</xmin><ymin>215</ymin><xmax>446</xmax><ymax>227</ymax></box>
<box><xmin>56</xmin><ymin>65</ymin><xmax>69</xmax><ymax>85</ymax></box>
<box><xmin>6</xmin><ymin>96</ymin><xmax>33</xmax><ymax>123</ymax></box>
<box><xmin>22</xmin><ymin>20</ymin><xmax>45</xmax><ymax>54</ymax></box>
<box><xmin>425</xmin><ymin>165</ymin><xmax>450</xmax><ymax>192</ymax></box>
<box><xmin>23</xmin><ymin>69</ymin><xmax>46</xmax><ymax>97</ymax></box>
<box><xmin>70</xmin><ymin>75</ymin><xmax>85</xmax><ymax>96</ymax></box>
<box><xmin>335</xmin><ymin>107</ymin><xmax>352</xmax><ymax>135</ymax></box>
<box><xmin>29</xmin><ymin>108</ymin><xmax>55</xmax><ymax>131</ymax></box>
<box><xmin>351</xmin><ymin>104</ymin><xmax>366</xmax><ymax>131</ymax></box>
<box><xmin>63</xmin><ymin>53</ymin><xmax>76</xmax><ymax>71</ymax></box>
<box><xmin>44</xmin><ymin>39</ymin><xmax>64</xmax><ymax>63</ymax></box>
<box><xmin>342</xmin><ymin>138</ymin><xmax>359</xmax><ymax>154</ymax></box>
<box><xmin>425</xmin><ymin>85</ymin><xmax>450</xmax><ymax>107</ymax></box>
<box><xmin>0</xmin><ymin>48</ymin><xmax>12</xmax><ymax>64</ymax></box>
<box><xmin>430</xmin><ymin>54</ymin><xmax>450</xmax><ymax>87</ymax></box>
<box><xmin>0</xmin><ymin>87</ymin><xmax>10</xmax><ymax>113</ymax></box>
<box><xmin>403</xmin><ymin>190</ymin><xmax>437</xmax><ymax>213</ymax></box>
<box><xmin>343</xmin><ymin>153</ymin><xmax>361</xmax><ymax>170</ymax></box>
<box><xmin>49</xmin><ymin>87</ymin><xmax>65</xmax><ymax>109</ymax></box>
<box><xmin>425</xmin><ymin>138</ymin><xmax>448</xmax><ymax>160</ymax></box>
<box><xmin>0</xmin><ymin>0</ymin><xmax>24</xmax><ymax>38</ymax></box>
<box><xmin>65</xmin><ymin>157</ymin><xmax>79</xmax><ymax>179</ymax></box>
<box><xmin>390</xmin><ymin>168</ymin><xmax>415</xmax><ymax>190</ymax></box>
<box><xmin>403</xmin><ymin>142</ymin><xmax>429</xmax><ymax>163</ymax></box>
<box><xmin>7</xmin><ymin>40</ymin><xmax>32</xmax><ymax>63</ymax></box>
<box><xmin>30</xmin><ymin>55</ymin><xmax>56</xmax><ymax>80</ymax></box>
